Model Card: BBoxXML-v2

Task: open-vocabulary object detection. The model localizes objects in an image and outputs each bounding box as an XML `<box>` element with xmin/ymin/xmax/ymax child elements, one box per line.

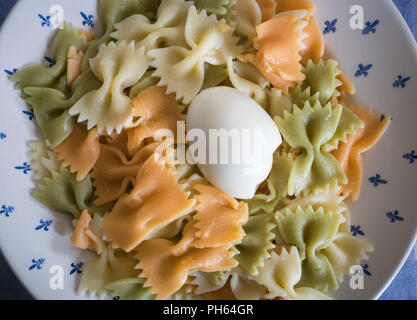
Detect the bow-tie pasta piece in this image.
<box><xmin>149</xmin><ymin>6</ymin><xmax>241</xmax><ymax>103</ymax></box>
<box><xmin>111</xmin><ymin>0</ymin><xmax>192</xmax><ymax>50</ymax></box>
<box><xmin>54</xmin><ymin>124</ymin><xmax>102</xmax><ymax>181</ymax></box>
<box><xmin>242</xmin><ymin>10</ymin><xmax>308</xmax><ymax>93</ymax></box>
<box><xmin>331</xmin><ymin>106</ymin><xmax>391</xmax><ymax>201</ymax></box>
<box><xmin>10</xmin><ymin>23</ymin><xmax>88</xmax><ymax>90</ymax></box>
<box><xmin>274</xmin><ymin>100</ymin><xmax>347</xmax><ymax>196</ymax></box>
<box><xmin>70</xmin><ymin>41</ymin><xmax>152</xmax><ymax>134</ymax></box>
<box><xmin>102</xmin><ymin>156</ymin><xmax>196</xmax><ymax>252</ymax></box>
<box><xmin>275</xmin><ymin>205</ymin><xmax>345</xmax><ymax>291</ymax></box>
<box><xmin>253</xmin><ymin>246</ymin><xmax>331</xmax><ymax>300</ymax></box>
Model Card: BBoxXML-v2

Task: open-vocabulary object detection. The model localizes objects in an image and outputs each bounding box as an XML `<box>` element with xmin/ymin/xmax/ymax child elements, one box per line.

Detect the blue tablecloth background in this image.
<box><xmin>0</xmin><ymin>0</ymin><xmax>416</xmax><ymax>300</ymax></box>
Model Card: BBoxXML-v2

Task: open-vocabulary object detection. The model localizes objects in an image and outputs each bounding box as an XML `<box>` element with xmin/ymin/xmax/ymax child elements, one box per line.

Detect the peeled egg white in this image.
<box><xmin>186</xmin><ymin>86</ymin><xmax>282</xmax><ymax>199</ymax></box>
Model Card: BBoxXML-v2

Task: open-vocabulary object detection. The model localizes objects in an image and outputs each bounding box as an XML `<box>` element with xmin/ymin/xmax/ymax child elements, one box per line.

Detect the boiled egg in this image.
<box><xmin>186</xmin><ymin>86</ymin><xmax>282</xmax><ymax>199</ymax></box>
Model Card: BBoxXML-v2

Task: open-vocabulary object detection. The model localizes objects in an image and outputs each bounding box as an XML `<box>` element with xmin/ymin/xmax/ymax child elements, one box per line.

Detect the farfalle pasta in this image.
<box><xmin>14</xmin><ymin>0</ymin><xmax>389</xmax><ymax>300</ymax></box>
<box><xmin>111</xmin><ymin>0</ymin><xmax>192</xmax><ymax>50</ymax></box>
<box><xmin>275</xmin><ymin>205</ymin><xmax>344</xmax><ymax>291</ymax></box>
<box><xmin>242</xmin><ymin>10</ymin><xmax>308</xmax><ymax>93</ymax></box>
<box><xmin>332</xmin><ymin>105</ymin><xmax>391</xmax><ymax>201</ymax></box>
<box><xmin>102</xmin><ymin>155</ymin><xmax>196</xmax><ymax>252</ymax></box>
<box><xmin>274</xmin><ymin>101</ymin><xmax>348</xmax><ymax>196</ymax></box>
<box><xmin>149</xmin><ymin>5</ymin><xmax>241</xmax><ymax>103</ymax></box>
<box><xmin>69</xmin><ymin>41</ymin><xmax>152</xmax><ymax>134</ymax></box>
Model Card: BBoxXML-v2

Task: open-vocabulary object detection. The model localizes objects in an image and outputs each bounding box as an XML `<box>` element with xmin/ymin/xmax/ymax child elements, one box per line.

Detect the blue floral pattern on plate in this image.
<box><xmin>386</xmin><ymin>210</ymin><xmax>404</xmax><ymax>223</ymax></box>
<box><xmin>351</xmin><ymin>225</ymin><xmax>365</xmax><ymax>237</ymax></box>
<box><xmin>69</xmin><ymin>262</ymin><xmax>83</xmax><ymax>275</ymax></box>
<box><xmin>81</xmin><ymin>12</ymin><xmax>95</xmax><ymax>28</ymax></box>
<box><xmin>355</xmin><ymin>64</ymin><xmax>373</xmax><ymax>77</ymax></box>
<box><xmin>29</xmin><ymin>258</ymin><xmax>45</xmax><ymax>271</ymax></box>
<box><xmin>35</xmin><ymin>219</ymin><xmax>53</xmax><ymax>231</ymax></box>
<box><xmin>403</xmin><ymin>150</ymin><xmax>417</xmax><ymax>164</ymax></box>
<box><xmin>393</xmin><ymin>75</ymin><xmax>411</xmax><ymax>88</ymax></box>
<box><xmin>369</xmin><ymin>174</ymin><xmax>387</xmax><ymax>187</ymax></box>
<box><xmin>38</xmin><ymin>14</ymin><xmax>52</xmax><ymax>28</ymax></box>
<box><xmin>323</xmin><ymin>19</ymin><xmax>337</xmax><ymax>34</ymax></box>
<box><xmin>0</xmin><ymin>205</ymin><xmax>14</xmax><ymax>217</ymax></box>
<box><xmin>14</xmin><ymin>162</ymin><xmax>32</xmax><ymax>174</ymax></box>
<box><xmin>362</xmin><ymin>20</ymin><xmax>380</xmax><ymax>35</ymax></box>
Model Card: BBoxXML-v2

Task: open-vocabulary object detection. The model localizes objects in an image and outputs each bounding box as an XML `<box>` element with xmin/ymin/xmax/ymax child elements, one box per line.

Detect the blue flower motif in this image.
<box><xmin>29</xmin><ymin>258</ymin><xmax>45</xmax><ymax>271</ymax></box>
<box><xmin>35</xmin><ymin>219</ymin><xmax>53</xmax><ymax>231</ymax></box>
<box><xmin>0</xmin><ymin>132</ymin><xmax>6</xmax><ymax>140</ymax></box>
<box><xmin>323</xmin><ymin>19</ymin><xmax>337</xmax><ymax>34</ymax></box>
<box><xmin>4</xmin><ymin>68</ymin><xmax>17</xmax><ymax>75</ymax></box>
<box><xmin>44</xmin><ymin>57</ymin><xmax>56</xmax><ymax>67</ymax></box>
<box><xmin>403</xmin><ymin>150</ymin><xmax>417</xmax><ymax>164</ymax></box>
<box><xmin>393</xmin><ymin>75</ymin><xmax>410</xmax><ymax>88</ymax></box>
<box><xmin>38</xmin><ymin>14</ymin><xmax>52</xmax><ymax>28</ymax></box>
<box><xmin>0</xmin><ymin>205</ymin><xmax>14</xmax><ymax>217</ymax></box>
<box><xmin>368</xmin><ymin>174</ymin><xmax>387</xmax><ymax>187</ymax></box>
<box><xmin>23</xmin><ymin>109</ymin><xmax>35</xmax><ymax>121</ymax></box>
<box><xmin>362</xmin><ymin>20</ymin><xmax>379</xmax><ymax>35</ymax></box>
<box><xmin>350</xmin><ymin>225</ymin><xmax>365</xmax><ymax>237</ymax></box>
<box><xmin>81</xmin><ymin>12</ymin><xmax>95</xmax><ymax>28</ymax></box>
<box><xmin>354</xmin><ymin>64</ymin><xmax>373</xmax><ymax>77</ymax></box>
<box><xmin>15</xmin><ymin>162</ymin><xmax>32</xmax><ymax>174</ymax></box>
<box><xmin>361</xmin><ymin>264</ymin><xmax>372</xmax><ymax>276</ymax></box>
<box><xmin>386</xmin><ymin>210</ymin><xmax>404</xmax><ymax>223</ymax></box>
<box><xmin>69</xmin><ymin>262</ymin><xmax>84</xmax><ymax>275</ymax></box>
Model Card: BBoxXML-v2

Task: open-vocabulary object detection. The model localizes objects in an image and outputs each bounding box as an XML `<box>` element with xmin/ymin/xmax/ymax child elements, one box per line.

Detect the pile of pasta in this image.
<box><xmin>13</xmin><ymin>0</ymin><xmax>390</xmax><ymax>300</ymax></box>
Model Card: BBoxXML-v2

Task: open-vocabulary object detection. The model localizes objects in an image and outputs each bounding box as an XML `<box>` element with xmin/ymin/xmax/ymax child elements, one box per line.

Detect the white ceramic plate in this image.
<box><xmin>0</xmin><ymin>0</ymin><xmax>416</xmax><ymax>300</ymax></box>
